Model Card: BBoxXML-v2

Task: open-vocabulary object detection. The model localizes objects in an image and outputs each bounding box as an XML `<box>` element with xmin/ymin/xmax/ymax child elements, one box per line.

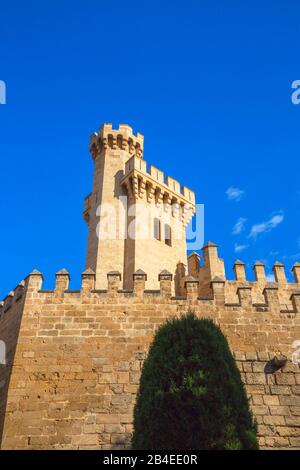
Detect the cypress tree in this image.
<box><xmin>132</xmin><ymin>313</ymin><xmax>258</xmax><ymax>450</ymax></box>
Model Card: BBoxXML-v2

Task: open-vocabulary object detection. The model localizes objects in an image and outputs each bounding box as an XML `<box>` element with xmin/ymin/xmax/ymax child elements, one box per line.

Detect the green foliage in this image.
<box><xmin>132</xmin><ymin>313</ymin><xmax>258</xmax><ymax>450</ymax></box>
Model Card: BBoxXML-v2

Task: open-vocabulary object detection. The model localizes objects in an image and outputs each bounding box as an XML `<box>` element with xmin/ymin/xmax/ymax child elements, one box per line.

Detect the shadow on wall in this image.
<box><xmin>0</xmin><ymin>288</ymin><xmax>26</xmax><ymax>447</ymax></box>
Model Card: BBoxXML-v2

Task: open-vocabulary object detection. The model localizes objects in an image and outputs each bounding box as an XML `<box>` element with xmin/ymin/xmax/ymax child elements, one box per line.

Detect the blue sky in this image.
<box><xmin>0</xmin><ymin>0</ymin><xmax>299</xmax><ymax>296</ymax></box>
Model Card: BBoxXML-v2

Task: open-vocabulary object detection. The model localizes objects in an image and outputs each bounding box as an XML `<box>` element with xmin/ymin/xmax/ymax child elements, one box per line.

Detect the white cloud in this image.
<box><xmin>249</xmin><ymin>212</ymin><xmax>284</xmax><ymax>239</ymax></box>
<box><xmin>234</xmin><ymin>243</ymin><xmax>248</xmax><ymax>253</ymax></box>
<box><xmin>232</xmin><ymin>217</ymin><xmax>247</xmax><ymax>235</ymax></box>
<box><xmin>266</xmin><ymin>273</ymin><xmax>275</xmax><ymax>282</ymax></box>
<box><xmin>226</xmin><ymin>186</ymin><xmax>245</xmax><ymax>202</ymax></box>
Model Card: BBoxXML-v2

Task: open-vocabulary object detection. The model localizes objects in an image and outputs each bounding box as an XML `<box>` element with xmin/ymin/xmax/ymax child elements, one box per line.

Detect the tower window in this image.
<box><xmin>164</xmin><ymin>224</ymin><xmax>172</xmax><ymax>246</ymax></box>
<box><xmin>154</xmin><ymin>218</ymin><xmax>161</xmax><ymax>240</ymax></box>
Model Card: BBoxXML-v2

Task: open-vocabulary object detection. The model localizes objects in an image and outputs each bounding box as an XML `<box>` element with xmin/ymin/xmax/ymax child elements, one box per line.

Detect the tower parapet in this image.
<box><xmin>121</xmin><ymin>155</ymin><xmax>195</xmax><ymax>227</ymax></box>
<box><xmin>90</xmin><ymin>123</ymin><xmax>144</xmax><ymax>160</ymax></box>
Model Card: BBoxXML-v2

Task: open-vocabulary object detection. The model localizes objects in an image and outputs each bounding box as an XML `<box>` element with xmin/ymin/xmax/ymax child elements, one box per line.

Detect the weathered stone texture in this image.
<box><xmin>0</xmin><ymin>268</ymin><xmax>300</xmax><ymax>450</ymax></box>
<box><xmin>1</xmin><ymin>124</ymin><xmax>300</xmax><ymax>450</ymax></box>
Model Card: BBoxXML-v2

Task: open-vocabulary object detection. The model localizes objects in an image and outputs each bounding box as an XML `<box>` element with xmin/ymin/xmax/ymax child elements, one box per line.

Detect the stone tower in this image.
<box><xmin>83</xmin><ymin>124</ymin><xmax>196</xmax><ymax>290</ymax></box>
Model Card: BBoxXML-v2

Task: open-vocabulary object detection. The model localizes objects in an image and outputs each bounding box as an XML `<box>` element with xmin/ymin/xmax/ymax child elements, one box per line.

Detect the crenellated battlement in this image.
<box><xmin>121</xmin><ymin>155</ymin><xmax>195</xmax><ymax>226</ymax></box>
<box><xmin>2</xmin><ymin>252</ymin><xmax>299</xmax><ymax>318</ymax></box>
<box><xmin>0</xmin><ymin>279</ymin><xmax>25</xmax><ymax>317</ymax></box>
<box><xmin>89</xmin><ymin>123</ymin><xmax>144</xmax><ymax>160</ymax></box>
<box><xmin>1</xmin><ymin>259</ymin><xmax>300</xmax><ymax>453</ymax></box>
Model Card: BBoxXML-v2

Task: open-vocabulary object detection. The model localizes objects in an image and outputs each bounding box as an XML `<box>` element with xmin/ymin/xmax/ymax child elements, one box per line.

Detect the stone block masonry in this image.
<box><xmin>0</xmin><ymin>253</ymin><xmax>300</xmax><ymax>450</ymax></box>
<box><xmin>1</xmin><ymin>123</ymin><xmax>300</xmax><ymax>449</ymax></box>
<box><xmin>84</xmin><ymin>123</ymin><xmax>195</xmax><ymax>292</ymax></box>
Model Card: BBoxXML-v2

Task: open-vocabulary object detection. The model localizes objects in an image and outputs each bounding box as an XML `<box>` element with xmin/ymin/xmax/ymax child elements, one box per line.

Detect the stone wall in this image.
<box><xmin>0</xmin><ymin>266</ymin><xmax>300</xmax><ymax>450</ymax></box>
<box><xmin>0</xmin><ymin>281</ymin><xmax>26</xmax><ymax>446</ymax></box>
<box><xmin>236</xmin><ymin>353</ymin><xmax>300</xmax><ymax>449</ymax></box>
